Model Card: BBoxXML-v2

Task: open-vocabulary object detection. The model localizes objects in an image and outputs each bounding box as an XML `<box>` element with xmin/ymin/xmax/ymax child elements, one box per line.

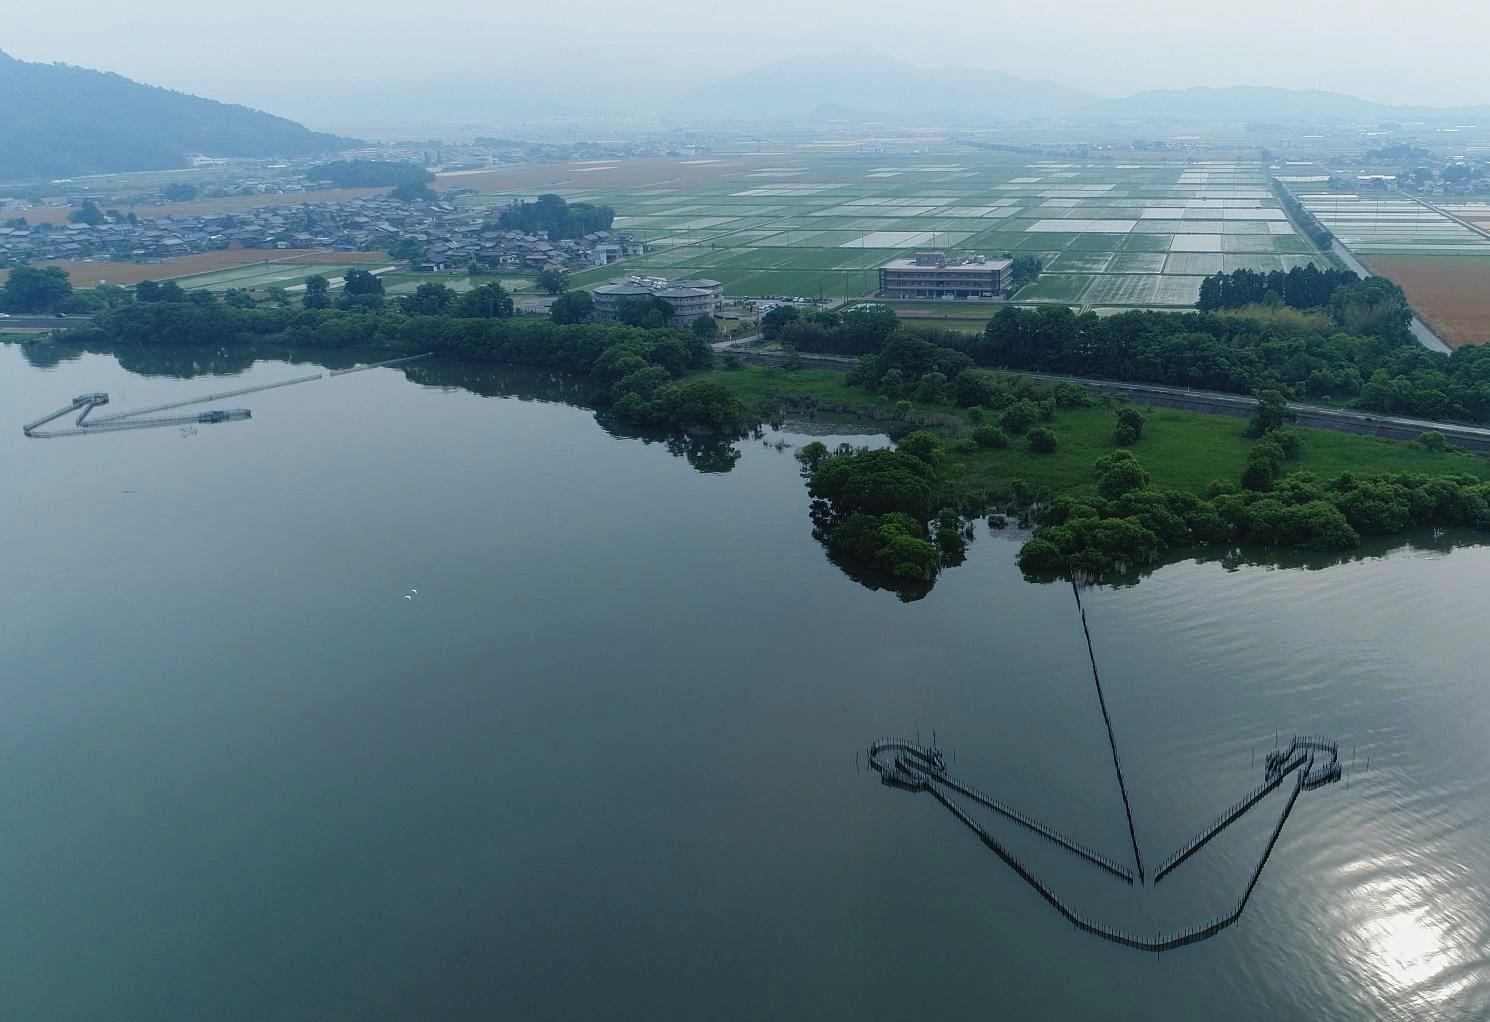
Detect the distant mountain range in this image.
<box><xmin>673</xmin><ymin>50</ymin><xmax>1490</xmax><ymax>125</ymax></box>
<box><xmin>673</xmin><ymin>48</ymin><xmax>1097</xmax><ymax>122</ymax></box>
<box><xmin>0</xmin><ymin>50</ymin><xmax>348</xmax><ymax>182</ymax></box>
<box><xmin>1090</xmin><ymin>85</ymin><xmax>1490</xmax><ymax>124</ymax></box>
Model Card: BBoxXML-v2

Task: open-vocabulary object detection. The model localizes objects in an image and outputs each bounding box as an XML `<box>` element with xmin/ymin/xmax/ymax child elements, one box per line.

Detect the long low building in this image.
<box><xmin>591</xmin><ymin>275</ymin><xmax>724</xmax><ymax>326</ymax></box>
<box><xmin>878</xmin><ymin>252</ymin><xmax>1012</xmax><ymax>299</ymax></box>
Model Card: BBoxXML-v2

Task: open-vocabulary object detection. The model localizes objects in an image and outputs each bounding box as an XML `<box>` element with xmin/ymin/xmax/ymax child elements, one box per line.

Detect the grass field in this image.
<box><xmin>703</xmin><ymin>367</ymin><xmax>1489</xmax><ymax>495</ymax></box>
<box><xmin>464</xmin><ymin>147</ymin><xmax>1329</xmax><ymax>310</ymax></box>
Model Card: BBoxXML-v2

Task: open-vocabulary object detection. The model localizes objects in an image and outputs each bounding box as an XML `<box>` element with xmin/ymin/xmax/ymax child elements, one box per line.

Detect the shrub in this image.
<box><xmin>1094</xmin><ymin>450</ymin><xmax>1150</xmax><ymax>500</ymax></box>
<box><xmin>1115</xmin><ymin>406</ymin><xmax>1145</xmax><ymax>445</ymax></box>
<box><xmin>1415</xmin><ymin>430</ymin><xmax>1454</xmax><ymax>453</ymax></box>
<box><xmin>896</xmin><ymin>430</ymin><xmax>941</xmax><ymax>463</ymax></box>
<box><xmin>1027</xmin><ymin>427</ymin><xmax>1058</xmax><ymax>454</ymax></box>
<box><xmin>1000</xmin><ymin>399</ymin><xmax>1040</xmax><ymax>435</ymax></box>
<box><xmin>972</xmin><ymin>424</ymin><xmax>1010</xmax><ymax>449</ymax></box>
<box><xmin>1268</xmin><ymin>426</ymin><xmax>1303</xmax><ymax>458</ymax></box>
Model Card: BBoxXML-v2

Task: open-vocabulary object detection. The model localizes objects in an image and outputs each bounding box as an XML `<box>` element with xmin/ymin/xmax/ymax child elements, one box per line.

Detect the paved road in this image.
<box><xmin>0</xmin><ymin>314</ymin><xmax>92</xmax><ymax>329</ymax></box>
<box><xmin>731</xmin><ymin>349</ymin><xmax>1490</xmax><ymax>453</ymax></box>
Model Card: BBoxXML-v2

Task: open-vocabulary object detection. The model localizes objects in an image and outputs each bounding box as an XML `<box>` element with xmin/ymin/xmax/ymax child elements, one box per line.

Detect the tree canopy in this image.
<box><xmin>496</xmin><ymin>194</ymin><xmax>614</xmax><ymax>239</ymax></box>
<box><xmin>550</xmin><ymin>290</ymin><xmax>594</xmax><ymax>325</ymax></box>
<box><xmin>0</xmin><ymin>265</ymin><xmax>72</xmax><ymax>312</ymax></box>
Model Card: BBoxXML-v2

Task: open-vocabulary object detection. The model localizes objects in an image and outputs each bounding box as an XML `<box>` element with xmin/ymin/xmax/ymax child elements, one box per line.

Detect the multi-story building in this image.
<box><xmin>591</xmin><ymin>276</ymin><xmax>724</xmax><ymax>327</ymax></box>
<box><xmin>878</xmin><ymin>252</ymin><xmax>1012</xmax><ymax>299</ymax></box>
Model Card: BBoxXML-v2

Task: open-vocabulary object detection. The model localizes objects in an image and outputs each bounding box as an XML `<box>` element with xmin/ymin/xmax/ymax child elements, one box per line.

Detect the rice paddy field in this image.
<box><xmin>476</xmin><ymin>149</ymin><xmax>1329</xmax><ymax>310</ymax></box>
<box><xmin>1298</xmin><ymin>193</ymin><xmax>1490</xmax><ymax>255</ymax></box>
<box><xmin>159</xmin><ymin>254</ymin><xmax>396</xmax><ymax>292</ymax></box>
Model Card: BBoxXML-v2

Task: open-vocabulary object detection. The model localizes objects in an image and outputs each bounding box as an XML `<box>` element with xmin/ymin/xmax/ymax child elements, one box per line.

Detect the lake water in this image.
<box><xmin>4</xmin><ymin>341</ymin><xmax>1490</xmax><ymax>1020</ymax></box>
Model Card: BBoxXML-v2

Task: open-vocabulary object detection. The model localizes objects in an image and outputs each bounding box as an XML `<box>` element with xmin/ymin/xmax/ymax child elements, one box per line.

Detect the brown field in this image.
<box><xmin>1364</xmin><ymin>254</ymin><xmax>1490</xmax><ymax>347</ymax></box>
<box><xmin>14</xmin><ymin>187</ymin><xmax>388</xmax><ymax>227</ymax></box>
<box><xmin>0</xmin><ymin>249</ymin><xmax>387</xmax><ymax>287</ymax></box>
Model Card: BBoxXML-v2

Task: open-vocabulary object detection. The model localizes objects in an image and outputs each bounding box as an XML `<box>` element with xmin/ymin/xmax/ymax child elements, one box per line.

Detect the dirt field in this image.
<box><xmin>1364</xmin><ymin>254</ymin><xmax>1490</xmax><ymax>347</ymax></box>
<box><xmin>14</xmin><ymin>187</ymin><xmax>389</xmax><ymax>227</ymax></box>
<box><xmin>0</xmin><ymin>249</ymin><xmax>387</xmax><ymax>287</ymax></box>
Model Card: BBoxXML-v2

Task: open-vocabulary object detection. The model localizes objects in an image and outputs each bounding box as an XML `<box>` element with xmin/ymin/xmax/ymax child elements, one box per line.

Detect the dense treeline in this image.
<box><xmin>780</xmin><ymin>279</ymin><xmax>1490</xmax><ymax>426</ymax></box>
<box><xmin>1196</xmin><ymin>266</ymin><xmax>1358</xmax><ymax>311</ymax></box>
<box><xmin>762</xmin><ymin>303</ymin><xmax>901</xmax><ymax>355</ymax></box>
<box><xmin>1017</xmin><ymin>448</ymin><xmax>1490</xmax><ymax>578</ymax></box>
<box><xmin>63</xmin><ymin>301</ymin><xmax>745</xmax><ymax>436</ymax></box>
<box><xmin>496</xmin><ymin>194</ymin><xmax>614</xmax><ymax>239</ymax></box>
<box><xmin>1270</xmin><ymin>180</ymin><xmax>1333</xmax><ymax>250</ymax></box>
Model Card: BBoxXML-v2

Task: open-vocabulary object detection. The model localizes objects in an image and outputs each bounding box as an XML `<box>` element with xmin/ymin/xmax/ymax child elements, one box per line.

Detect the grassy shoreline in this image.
<box><xmin>703</xmin><ymin>365</ymin><xmax>1490</xmax><ymax>501</ymax></box>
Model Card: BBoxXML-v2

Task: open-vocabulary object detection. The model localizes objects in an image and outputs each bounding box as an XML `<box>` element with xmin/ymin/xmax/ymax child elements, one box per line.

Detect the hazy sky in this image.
<box><xmin>6</xmin><ymin>0</ymin><xmax>1490</xmax><ymax>126</ymax></box>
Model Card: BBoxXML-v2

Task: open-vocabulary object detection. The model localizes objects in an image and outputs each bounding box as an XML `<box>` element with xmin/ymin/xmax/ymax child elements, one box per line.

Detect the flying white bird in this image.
<box><xmin>410</xmin><ymin>589</ymin><xmax>418</xmax><ymax>595</ymax></box>
<box><xmin>404</xmin><ymin>595</ymin><xmax>412</xmax><ymax>600</ymax></box>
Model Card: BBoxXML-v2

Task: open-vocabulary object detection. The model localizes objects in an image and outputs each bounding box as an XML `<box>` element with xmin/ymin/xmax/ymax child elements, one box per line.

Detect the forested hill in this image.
<box><xmin>0</xmin><ymin>50</ymin><xmax>348</xmax><ymax>181</ymax></box>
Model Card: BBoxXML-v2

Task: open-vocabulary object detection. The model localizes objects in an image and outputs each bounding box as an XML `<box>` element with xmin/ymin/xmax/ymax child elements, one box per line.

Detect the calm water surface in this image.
<box><xmin>3</xmin><ymin>342</ymin><xmax>1490</xmax><ymax>1020</ymax></box>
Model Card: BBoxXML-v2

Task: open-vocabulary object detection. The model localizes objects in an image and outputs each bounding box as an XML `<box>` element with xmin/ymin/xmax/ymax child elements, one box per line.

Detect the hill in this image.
<box><xmin>1085</xmin><ymin>85</ymin><xmax>1490</xmax><ymax>124</ymax></box>
<box><xmin>0</xmin><ymin>50</ymin><xmax>348</xmax><ymax>182</ymax></box>
<box><xmin>678</xmin><ymin>53</ymin><xmax>1490</xmax><ymax>126</ymax></box>
<box><xmin>671</xmin><ymin>48</ymin><xmax>1097</xmax><ymax>122</ymax></box>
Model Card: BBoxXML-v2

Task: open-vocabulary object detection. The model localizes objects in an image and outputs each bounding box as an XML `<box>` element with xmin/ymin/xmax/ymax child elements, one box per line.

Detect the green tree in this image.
<box><xmin>550</xmin><ymin>289</ymin><xmax>594</xmax><ymax>324</ymax></box>
<box><xmin>972</xmin><ymin>424</ymin><xmax>1009</xmax><ymax>449</ymax></box>
<box><xmin>162</xmin><ymin>182</ymin><xmax>199</xmax><ymax>202</ymax></box>
<box><xmin>615</xmin><ymin>294</ymin><xmax>673</xmax><ymax>328</ymax></box>
<box><xmin>1027</xmin><ymin>427</ymin><xmax>1058</xmax><ymax>454</ymax></box>
<box><xmin>690</xmin><ymin>314</ymin><xmax>719</xmax><ymax>341</ymax></box>
<box><xmin>896</xmin><ymin>430</ymin><xmax>940</xmax><ymax>463</ymax></box>
<box><xmin>535</xmin><ymin>268</ymin><xmax>570</xmax><ymax>295</ymax></box>
<box><xmin>223</xmin><ymin>288</ymin><xmax>256</xmax><ymax>308</ymax></box>
<box><xmin>1268</xmin><ymin>426</ymin><xmax>1303</xmax><ymax>458</ymax></box>
<box><xmin>388</xmin><ymin>237</ymin><xmax>424</xmax><ymax>263</ymax></box>
<box><xmin>302</xmin><ymin>274</ymin><xmax>331</xmax><ymax>310</ymax></box>
<box><xmin>0</xmin><ymin>265</ymin><xmax>73</xmax><ymax>312</ymax></box>
<box><xmin>760</xmin><ymin>304</ymin><xmax>800</xmax><ymax>339</ymax></box>
<box><xmin>1241</xmin><ymin>438</ymin><xmax>1285</xmax><ymax>491</ymax></box>
<box><xmin>796</xmin><ymin>441</ymin><xmax>830</xmax><ymax>471</ymax></box>
<box><xmin>1246</xmin><ymin>389</ymin><xmax>1296</xmax><ymax>438</ymax></box>
<box><xmin>1094</xmin><ymin>449</ymin><xmax>1150</xmax><ymax>499</ymax></box>
<box><xmin>1000</xmin><ymin>399</ymin><xmax>1040</xmax><ymax>435</ymax></box>
<box><xmin>343</xmin><ymin>269</ymin><xmax>385</xmax><ymax>296</ymax></box>
<box><xmin>456</xmin><ymin>282</ymin><xmax>514</xmax><ymax>318</ymax></box>
<box><xmin>1415</xmin><ymin>430</ymin><xmax>1454</xmax><ymax>453</ymax></box>
<box><xmin>67</xmin><ymin>199</ymin><xmax>105</xmax><ymax>225</ymax></box>
<box><xmin>402</xmin><ymin>281</ymin><xmax>457</xmax><ymax>316</ymax></box>
<box><xmin>1114</xmin><ymin>406</ymin><xmax>1145</xmax><ymax>445</ymax></box>
<box><xmin>390</xmin><ymin>181</ymin><xmax>436</xmax><ymax>201</ymax></box>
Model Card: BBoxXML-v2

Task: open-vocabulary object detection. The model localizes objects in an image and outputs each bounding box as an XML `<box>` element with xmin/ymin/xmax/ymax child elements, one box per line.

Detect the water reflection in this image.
<box><xmin>1366</xmin><ymin>907</ymin><xmax>1448</xmax><ymax>998</ymax></box>
<box><xmin>23</xmin><ymin>338</ymin><xmax>1490</xmax><ymax>597</ymax></box>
